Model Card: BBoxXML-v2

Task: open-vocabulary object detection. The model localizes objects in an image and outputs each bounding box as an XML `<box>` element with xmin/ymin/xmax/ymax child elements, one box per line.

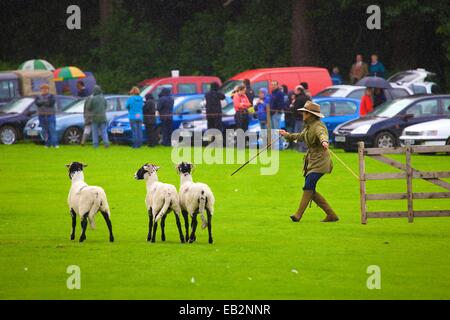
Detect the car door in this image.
<box><xmin>174</xmin><ymin>98</ymin><xmax>204</xmax><ymax>129</ymax></box>
<box><xmin>106</xmin><ymin>97</ymin><xmax>122</xmax><ymax>122</ymax></box>
<box><xmin>399</xmin><ymin>98</ymin><xmax>440</xmax><ymax>136</ymax></box>
<box><xmin>327</xmin><ymin>100</ymin><xmax>359</xmax><ymax>135</ymax></box>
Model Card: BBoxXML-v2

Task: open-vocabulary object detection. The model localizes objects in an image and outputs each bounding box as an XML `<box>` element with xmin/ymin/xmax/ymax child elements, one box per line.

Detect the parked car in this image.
<box><xmin>24</xmin><ymin>95</ymin><xmax>130</xmax><ymax>144</ymax></box>
<box><xmin>388</xmin><ymin>68</ymin><xmax>442</xmax><ymax>94</ymax></box>
<box><xmin>400</xmin><ymin>118</ymin><xmax>450</xmax><ymax>146</ymax></box>
<box><xmin>108</xmin><ymin>94</ymin><xmax>206</xmax><ymax>144</ymax></box>
<box><xmin>315</xmin><ymin>84</ymin><xmax>413</xmax><ymax>101</ymax></box>
<box><xmin>333</xmin><ymin>95</ymin><xmax>450</xmax><ymax>151</ymax></box>
<box><xmin>0</xmin><ymin>95</ymin><xmax>77</xmax><ymax>144</ymax></box>
<box><xmin>221</xmin><ymin>67</ymin><xmax>332</xmax><ymax>97</ymax></box>
<box><xmin>139</xmin><ymin>76</ymin><xmax>222</xmax><ymax>100</ymax></box>
<box><xmin>0</xmin><ymin>70</ymin><xmax>57</xmax><ymax>107</ymax></box>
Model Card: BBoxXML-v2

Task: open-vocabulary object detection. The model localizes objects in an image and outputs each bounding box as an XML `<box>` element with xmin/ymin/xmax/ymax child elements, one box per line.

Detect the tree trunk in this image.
<box><xmin>291</xmin><ymin>0</ymin><xmax>315</xmax><ymax>66</ymax></box>
<box><xmin>99</xmin><ymin>0</ymin><xmax>114</xmax><ymax>26</ymax></box>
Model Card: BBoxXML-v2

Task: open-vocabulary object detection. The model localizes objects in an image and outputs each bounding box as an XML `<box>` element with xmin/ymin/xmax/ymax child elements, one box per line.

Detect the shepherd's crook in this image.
<box><xmin>230</xmin><ymin>135</ymin><xmax>282</xmax><ymax>176</ymax></box>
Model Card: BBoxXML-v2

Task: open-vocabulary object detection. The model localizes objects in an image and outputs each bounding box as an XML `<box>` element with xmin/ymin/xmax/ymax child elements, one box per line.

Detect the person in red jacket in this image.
<box><xmin>360</xmin><ymin>88</ymin><xmax>374</xmax><ymax>116</ymax></box>
<box><xmin>233</xmin><ymin>85</ymin><xmax>252</xmax><ymax>131</ymax></box>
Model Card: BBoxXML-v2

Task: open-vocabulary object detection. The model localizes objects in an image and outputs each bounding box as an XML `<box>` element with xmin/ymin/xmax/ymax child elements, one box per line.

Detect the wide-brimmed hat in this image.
<box><xmin>297</xmin><ymin>101</ymin><xmax>325</xmax><ymax>118</ymax></box>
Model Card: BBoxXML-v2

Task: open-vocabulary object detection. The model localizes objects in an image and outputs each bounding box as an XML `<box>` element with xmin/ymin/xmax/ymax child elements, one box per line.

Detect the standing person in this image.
<box><xmin>279</xmin><ymin>101</ymin><xmax>339</xmax><ymax>223</ymax></box>
<box><xmin>300</xmin><ymin>82</ymin><xmax>311</xmax><ymax>98</ymax></box>
<box><xmin>360</xmin><ymin>88</ymin><xmax>374</xmax><ymax>116</ymax></box>
<box><xmin>157</xmin><ymin>87</ymin><xmax>174</xmax><ymax>147</ymax></box>
<box><xmin>205</xmin><ymin>82</ymin><xmax>226</xmax><ymax>134</ymax></box>
<box><xmin>143</xmin><ymin>93</ymin><xmax>157</xmax><ymax>147</ymax></box>
<box><xmin>285</xmin><ymin>90</ymin><xmax>296</xmax><ymax>133</ymax></box>
<box><xmin>86</xmin><ymin>85</ymin><xmax>110</xmax><ymax>148</ymax></box>
<box><xmin>126</xmin><ymin>86</ymin><xmax>144</xmax><ymax>148</ymax></box>
<box><xmin>80</xmin><ymin>95</ymin><xmax>93</xmax><ymax>146</ymax></box>
<box><xmin>373</xmin><ymin>88</ymin><xmax>386</xmax><ymax>108</ymax></box>
<box><xmin>36</xmin><ymin>84</ymin><xmax>58</xmax><ymax>148</ymax></box>
<box><xmin>270</xmin><ymin>80</ymin><xmax>285</xmax><ymax>130</ymax></box>
<box><xmin>233</xmin><ymin>85</ymin><xmax>252</xmax><ymax>132</ymax></box>
<box><xmin>292</xmin><ymin>85</ymin><xmax>310</xmax><ymax>152</ymax></box>
<box><xmin>349</xmin><ymin>54</ymin><xmax>369</xmax><ymax>84</ymax></box>
<box><xmin>62</xmin><ymin>85</ymin><xmax>72</xmax><ymax>96</ymax></box>
<box><xmin>331</xmin><ymin>67</ymin><xmax>343</xmax><ymax>85</ymax></box>
<box><xmin>255</xmin><ymin>88</ymin><xmax>270</xmax><ymax>129</ymax></box>
<box><xmin>76</xmin><ymin>81</ymin><xmax>89</xmax><ymax>98</ymax></box>
<box><xmin>243</xmin><ymin>79</ymin><xmax>255</xmax><ymax>105</ymax></box>
<box><xmin>369</xmin><ymin>54</ymin><xmax>386</xmax><ymax>78</ymax></box>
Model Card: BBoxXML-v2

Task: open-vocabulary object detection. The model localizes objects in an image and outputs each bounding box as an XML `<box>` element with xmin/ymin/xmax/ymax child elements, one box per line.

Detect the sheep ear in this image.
<box><xmin>190</xmin><ymin>163</ymin><xmax>195</xmax><ymax>172</ymax></box>
<box><xmin>82</xmin><ymin>163</ymin><xmax>88</xmax><ymax>168</ymax></box>
<box><xmin>65</xmin><ymin>163</ymin><xmax>71</xmax><ymax>168</ymax></box>
<box><xmin>154</xmin><ymin>165</ymin><xmax>160</xmax><ymax>171</ymax></box>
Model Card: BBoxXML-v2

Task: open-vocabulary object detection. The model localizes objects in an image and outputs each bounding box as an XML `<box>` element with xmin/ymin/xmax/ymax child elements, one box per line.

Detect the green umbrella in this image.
<box><xmin>18</xmin><ymin>59</ymin><xmax>55</xmax><ymax>71</ymax></box>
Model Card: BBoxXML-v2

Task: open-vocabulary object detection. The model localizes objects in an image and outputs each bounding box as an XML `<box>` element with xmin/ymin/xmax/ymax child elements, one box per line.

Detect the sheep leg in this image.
<box><xmin>147</xmin><ymin>209</ymin><xmax>153</xmax><ymax>242</ymax></box>
<box><xmin>101</xmin><ymin>211</ymin><xmax>114</xmax><ymax>242</ymax></box>
<box><xmin>151</xmin><ymin>221</ymin><xmax>158</xmax><ymax>243</ymax></box>
<box><xmin>206</xmin><ymin>209</ymin><xmax>213</xmax><ymax>244</ymax></box>
<box><xmin>79</xmin><ymin>212</ymin><xmax>89</xmax><ymax>242</ymax></box>
<box><xmin>174</xmin><ymin>211</ymin><xmax>185</xmax><ymax>243</ymax></box>
<box><xmin>189</xmin><ymin>212</ymin><xmax>198</xmax><ymax>243</ymax></box>
<box><xmin>161</xmin><ymin>214</ymin><xmax>167</xmax><ymax>242</ymax></box>
<box><xmin>182</xmin><ymin>210</ymin><xmax>189</xmax><ymax>242</ymax></box>
<box><xmin>70</xmin><ymin>209</ymin><xmax>76</xmax><ymax>240</ymax></box>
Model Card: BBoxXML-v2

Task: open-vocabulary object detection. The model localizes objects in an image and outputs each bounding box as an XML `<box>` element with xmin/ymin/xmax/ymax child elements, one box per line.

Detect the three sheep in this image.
<box><xmin>66</xmin><ymin>161</ymin><xmax>214</xmax><ymax>244</ymax></box>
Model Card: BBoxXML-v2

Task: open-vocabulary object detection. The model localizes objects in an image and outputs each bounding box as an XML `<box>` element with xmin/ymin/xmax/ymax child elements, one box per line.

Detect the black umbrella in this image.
<box><xmin>356</xmin><ymin>76</ymin><xmax>392</xmax><ymax>89</ymax></box>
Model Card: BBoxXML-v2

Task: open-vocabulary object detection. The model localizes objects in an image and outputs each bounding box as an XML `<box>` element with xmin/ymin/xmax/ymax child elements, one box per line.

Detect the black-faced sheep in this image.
<box><xmin>66</xmin><ymin>162</ymin><xmax>114</xmax><ymax>242</ymax></box>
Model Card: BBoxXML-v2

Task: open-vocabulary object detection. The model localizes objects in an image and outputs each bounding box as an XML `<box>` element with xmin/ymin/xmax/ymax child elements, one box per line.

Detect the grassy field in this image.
<box><xmin>0</xmin><ymin>143</ymin><xmax>449</xmax><ymax>300</ymax></box>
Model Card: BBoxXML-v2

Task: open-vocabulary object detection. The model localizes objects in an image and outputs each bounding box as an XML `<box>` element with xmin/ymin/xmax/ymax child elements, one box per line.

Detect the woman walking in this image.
<box><xmin>126</xmin><ymin>87</ymin><xmax>144</xmax><ymax>148</ymax></box>
<box><xmin>279</xmin><ymin>101</ymin><xmax>339</xmax><ymax>223</ymax></box>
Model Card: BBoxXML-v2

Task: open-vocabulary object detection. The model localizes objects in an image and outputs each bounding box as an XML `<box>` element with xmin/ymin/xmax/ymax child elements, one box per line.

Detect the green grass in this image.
<box><xmin>0</xmin><ymin>143</ymin><xmax>449</xmax><ymax>300</ymax></box>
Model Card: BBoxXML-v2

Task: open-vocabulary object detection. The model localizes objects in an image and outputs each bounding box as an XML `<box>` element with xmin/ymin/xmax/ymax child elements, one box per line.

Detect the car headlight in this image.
<box><xmin>351</xmin><ymin>124</ymin><xmax>371</xmax><ymax>134</ymax></box>
<box><xmin>424</xmin><ymin>130</ymin><xmax>438</xmax><ymax>136</ymax></box>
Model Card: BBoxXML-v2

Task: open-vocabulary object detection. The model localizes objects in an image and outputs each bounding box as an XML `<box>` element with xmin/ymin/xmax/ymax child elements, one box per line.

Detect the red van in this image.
<box><xmin>138</xmin><ymin>76</ymin><xmax>222</xmax><ymax>99</ymax></box>
<box><xmin>221</xmin><ymin>67</ymin><xmax>332</xmax><ymax>96</ymax></box>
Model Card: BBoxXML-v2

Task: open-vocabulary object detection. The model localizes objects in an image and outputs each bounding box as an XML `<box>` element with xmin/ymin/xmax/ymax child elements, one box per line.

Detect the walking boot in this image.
<box><xmin>312</xmin><ymin>192</ymin><xmax>339</xmax><ymax>222</ymax></box>
<box><xmin>290</xmin><ymin>190</ymin><xmax>314</xmax><ymax>222</ymax></box>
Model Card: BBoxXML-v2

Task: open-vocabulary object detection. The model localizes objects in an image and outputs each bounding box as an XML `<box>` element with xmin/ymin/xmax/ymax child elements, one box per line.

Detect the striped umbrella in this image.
<box><xmin>53</xmin><ymin>66</ymin><xmax>86</xmax><ymax>81</ymax></box>
<box><xmin>18</xmin><ymin>59</ymin><xmax>55</xmax><ymax>71</ymax></box>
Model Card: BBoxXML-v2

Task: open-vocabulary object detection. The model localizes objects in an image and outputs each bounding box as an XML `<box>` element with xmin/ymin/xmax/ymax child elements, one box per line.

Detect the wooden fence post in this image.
<box><xmin>358</xmin><ymin>142</ymin><xmax>367</xmax><ymax>224</ymax></box>
<box><xmin>405</xmin><ymin>146</ymin><xmax>414</xmax><ymax>223</ymax></box>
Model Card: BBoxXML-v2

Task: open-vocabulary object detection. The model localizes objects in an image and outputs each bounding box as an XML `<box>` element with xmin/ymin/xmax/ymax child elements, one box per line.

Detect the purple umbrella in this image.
<box><xmin>356</xmin><ymin>76</ymin><xmax>392</xmax><ymax>89</ymax></box>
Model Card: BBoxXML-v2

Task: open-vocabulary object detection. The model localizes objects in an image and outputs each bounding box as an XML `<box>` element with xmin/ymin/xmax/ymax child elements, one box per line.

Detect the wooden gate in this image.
<box><xmin>358</xmin><ymin>142</ymin><xmax>450</xmax><ymax>224</ymax></box>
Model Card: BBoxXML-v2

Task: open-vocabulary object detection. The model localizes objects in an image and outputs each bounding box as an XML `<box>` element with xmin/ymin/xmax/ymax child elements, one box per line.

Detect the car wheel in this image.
<box><xmin>0</xmin><ymin>126</ymin><xmax>18</xmax><ymax>145</ymax></box>
<box><xmin>63</xmin><ymin>127</ymin><xmax>82</xmax><ymax>144</ymax></box>
<box><xmin>375</xmin><ymin>131</ymin><xmax>397</xmax><ymax>148</ymax></box>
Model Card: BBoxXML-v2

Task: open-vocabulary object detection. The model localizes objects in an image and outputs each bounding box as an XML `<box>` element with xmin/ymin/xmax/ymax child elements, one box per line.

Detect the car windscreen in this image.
<box><xmin>62</xmin><ymin>98</ymin><xmax>84</xmax><ymax>112</ymax></box>
<box><xmin>63</xmin><ymin>99</ymin><xmax>86</xmax><ymax>113</ymax></box>
<box><xmin>0</xmin><ymin>97</ymin><xmax>34</xmax><ymax>114</ymax></box>
<box><xmin>388</xmin><ymin>71</ymin><xmax>420</xmax><ymax>83</ymax></box>
<box><xmin>369</xmin><ymin>98</ymin><xmax>415</xmax><ymax>117</ymax></box>
<box><xmin>140</xmin><ymin>85</ymin><xmax>154</xmax><ymax>98</ymax></box>
<box><xmin>315</xmin><ymin>88</ymin><xmax>349</xmax><ymax>97</ymax></box>
<box><xmin>221</xmin><ymin>80</ymin><xmax>243</xmax><ymax>96</ymax></box>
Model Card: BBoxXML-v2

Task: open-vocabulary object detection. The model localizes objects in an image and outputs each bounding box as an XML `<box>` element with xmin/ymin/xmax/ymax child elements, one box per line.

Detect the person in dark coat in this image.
<box><xmin>36</xmin><ymin>83</ymin><xmax>58</xmax><ymax>148</ymax></box>
<box><xmin>243</xmin><ymin>79</ymin><xmax>255</xmax><ymax>105</ymax></box>
<box><xmin>157</xmin><ymin>87</ymin><xmax>174</xmax><ymax>146</ymax></box>
<box><xmin>292</xmin><ymin>85</ymin><xmax>310</xmax><ymax>152</ymax></box>
<box><xmin>205</xmin><ymin>82</ymin><xmax>225</xmax><ymax>134</ymax></box>
<box><xmin>77</xmin><ymin>81</ymin><xmax>89</xmax><ymax>98</ymax></box>
<box><xmin>143</xmin><ymin>93</ymin><xmax>158</xmax><ymax>147</ymax></box>
<box><xmin>86</xmin><ymin>85</ymin><xmax>110</xmax><ymax>148</ymax></box>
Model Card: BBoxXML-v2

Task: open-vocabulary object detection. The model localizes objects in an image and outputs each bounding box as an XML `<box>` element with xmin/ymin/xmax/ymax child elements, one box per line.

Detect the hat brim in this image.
<box><xmin>297</xmin><ymin>108</ymin><xmax>325</xmax><ymax>118</ymax></box>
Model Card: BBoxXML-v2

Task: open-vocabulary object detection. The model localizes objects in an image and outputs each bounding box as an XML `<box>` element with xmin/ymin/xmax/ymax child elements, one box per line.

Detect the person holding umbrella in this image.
<box><xmin>279</xmin><ymin>101</ymin><xmax>339</xmax><ymax>223</ymax></box>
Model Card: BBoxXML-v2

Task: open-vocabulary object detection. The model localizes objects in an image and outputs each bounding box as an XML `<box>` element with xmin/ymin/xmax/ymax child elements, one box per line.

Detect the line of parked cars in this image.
<box><xmin>1</xmin><ymin>67</ymin><xmax>448</xmax><ymax>151</ymax></box>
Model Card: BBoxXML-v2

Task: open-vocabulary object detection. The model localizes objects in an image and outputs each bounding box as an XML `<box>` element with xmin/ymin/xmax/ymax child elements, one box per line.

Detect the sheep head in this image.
<box><xmin>176</xmin><ymin>162</ymin><xmax>194</xmax><ymax>175</ymax></box>
<box><xmin>135</xmin><ymin>163</ymin><xmax>160</xmax><ymax>180</ymax></box>
<box><xmin>66</xmin><ymin>162</ymin><xmax>87</xmax><ymax>179</ymax></box>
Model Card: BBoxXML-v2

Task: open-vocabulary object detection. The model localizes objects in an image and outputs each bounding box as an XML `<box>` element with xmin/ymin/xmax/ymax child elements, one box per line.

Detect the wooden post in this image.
<box><xmin>266</xmin><ymin>102</ymin><xmax>272</xmax><ymax>146</ymax></box>
<box><xmin>405</xmin><ymin>146</ymin><xmax>414</xmax><ymax>223</ymax></box>
<box><xmin>358</xmin><ymin>142</ymin><xmax>367</xmax><ymax>224</ymax></box>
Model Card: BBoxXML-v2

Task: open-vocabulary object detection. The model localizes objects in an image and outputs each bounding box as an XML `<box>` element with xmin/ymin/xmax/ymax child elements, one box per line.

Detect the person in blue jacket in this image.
<box><xmin>157</xmin><ymin>87</ymin><xmax>174</xmax><ymax>147</ymax></box>
<box><xmin>331</xmin><ymin>67</ymin><xmax>343</xmax><ymax>85</ymax></box>
<box><xmin>255</xmin><ymin>88</ymin><xmax>270</xmax><ymax>129</ymax></box>
<box><xmin>369</xmin><ymin>54</ymin><xmax>386</xmax><ymax>78</ymax></box>
<box><xmin>126</xmin><ymin>87</ymin><xmax>144</xmax><ymax>148</ymax></box>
